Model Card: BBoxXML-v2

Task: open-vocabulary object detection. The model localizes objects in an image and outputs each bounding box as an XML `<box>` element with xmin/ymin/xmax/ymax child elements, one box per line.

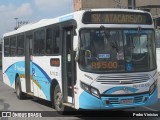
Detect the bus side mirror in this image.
<box><xmin>74</xmin><ymin>28</ymin><xmax>77</xmax><ymax>36</ymax></box>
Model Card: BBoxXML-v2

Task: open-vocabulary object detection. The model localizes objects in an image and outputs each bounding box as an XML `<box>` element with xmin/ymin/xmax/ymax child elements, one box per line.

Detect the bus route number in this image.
<box><xmin>91</xmin><ymin>62</ymin><xmax>118</xmax><ymax>69</ymax></box>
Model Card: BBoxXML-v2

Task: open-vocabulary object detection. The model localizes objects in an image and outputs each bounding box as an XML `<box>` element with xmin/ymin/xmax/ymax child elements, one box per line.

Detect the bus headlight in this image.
<box><xmin>81</xmin><ymin>82</ymin><xmax>90</xmax><ymax>93</ymax></box>
<box><xmin>90</xmin><ymin>87</ymin><xmax>100</xmax><ymax>98</ymax></box>
<box><xmin>149</xmin><ymin>80</ymin><xmax>157</xmax><ymax>95</ymax></box>
<box><xmin>81</xmin><ymin>82</ymin><xmax>100</xmax><ymax>98</ymax></box>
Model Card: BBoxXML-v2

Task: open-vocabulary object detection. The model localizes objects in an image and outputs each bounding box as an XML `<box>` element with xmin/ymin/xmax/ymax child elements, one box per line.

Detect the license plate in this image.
<box><xmin>120</xmin><ymin>98</ymin><xmax>133</xmax><ymax>104</ymax></box>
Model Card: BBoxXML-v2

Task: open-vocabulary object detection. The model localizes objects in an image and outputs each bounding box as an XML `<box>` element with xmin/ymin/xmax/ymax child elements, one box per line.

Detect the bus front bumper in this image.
<box><xmin>79</xmin><ymin>88</ymin><xmax>158</xmax><ymax>110</ymax></box>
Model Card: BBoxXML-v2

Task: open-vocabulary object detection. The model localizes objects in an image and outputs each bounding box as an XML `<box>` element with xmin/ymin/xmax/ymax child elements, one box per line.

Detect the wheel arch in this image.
<box><xmin>50</xmin><ymin>79</ymin><xmax>60</xmax><ymax>102</ymax></box>
<box><xmin>15</xmin><ymin>73</ymin><xmax>20</xmax><ymax>89</ymax></box>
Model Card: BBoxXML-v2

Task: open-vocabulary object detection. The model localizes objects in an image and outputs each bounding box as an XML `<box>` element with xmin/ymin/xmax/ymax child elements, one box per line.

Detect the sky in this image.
<box><xmin>0</xmin><ymin>0</ymin><xmax>73</xmax><ymax>38</ymax></box>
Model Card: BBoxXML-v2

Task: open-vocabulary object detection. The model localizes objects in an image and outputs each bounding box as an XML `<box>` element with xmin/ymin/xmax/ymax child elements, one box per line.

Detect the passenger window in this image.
<box><xmin>10</xmin><ymin>36</ymin><xmax>16</xmax><ymax>56</ymax></box>
<box><xmin>46</xmin><ymin>27</ymin><xmax>60</xmax><ymax>55</ymax></box>
<box><xmin>46</xmin><ymin>28</ymin><xmax>53</xmax><ymax>54</ymax></box>
<box><xmin>4</xmin><ymin>38</ymin><xmax>10</xmax><ymax>57</ymax></box>
<box><xmin>53</xmin><ymin>29</ymin><xmax>60</xmax><ymax>54</ymax></box>
<box><xmin>34</xmin><ymin>30</ymin><xmax>45</xmax><ymax>55</ymax></box>
<box><xmin>17</xmin><ymin>35</ymin><xmax>24</xmax><ymax>56</ymax></box>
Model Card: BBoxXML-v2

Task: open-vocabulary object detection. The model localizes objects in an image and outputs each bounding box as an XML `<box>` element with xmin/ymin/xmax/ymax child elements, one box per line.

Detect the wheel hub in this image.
<box><xmin>55</xmin><ymin>92</ymin><xmax>63</xmax><ymax>110</ymax></box>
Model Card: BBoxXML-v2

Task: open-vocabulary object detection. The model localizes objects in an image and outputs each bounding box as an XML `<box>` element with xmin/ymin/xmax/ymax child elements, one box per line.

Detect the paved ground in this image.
<box><xmin>0</xmin><ymin>69</ymin><xmax>160</xmax><ymax>120</ymax></box>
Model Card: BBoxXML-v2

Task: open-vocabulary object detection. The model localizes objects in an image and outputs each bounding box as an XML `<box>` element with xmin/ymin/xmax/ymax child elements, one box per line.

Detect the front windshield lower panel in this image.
<box><xmin>79</xmin><ymin>29</ymin><xmax>156</xmax><ymax>73</ymax></box>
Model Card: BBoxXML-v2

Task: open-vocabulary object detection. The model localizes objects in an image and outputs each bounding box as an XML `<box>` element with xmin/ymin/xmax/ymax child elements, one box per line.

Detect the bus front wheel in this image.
<box><xmin>53</xmin><ymin>84</ymin><xmax>67</xmax><ymax>114</ymax></box>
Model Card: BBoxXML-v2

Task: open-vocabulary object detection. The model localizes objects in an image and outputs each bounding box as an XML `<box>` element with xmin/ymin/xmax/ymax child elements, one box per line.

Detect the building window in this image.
<box><xmin>4</xmin><ymin>38</ymin><xmax>10</xmax><ymax>57</ymax></box>
<box><xmin>17</xmin><ymin>35</ymin><xmax>24</xmax><ymax>56</ymax></box>
<box><xmin>10</xmin><ymin>36</ymin><xmax>16</xmax><ymax>56</ymax></box>
<box><xmin>34</xmin><ymin>30</ymin><xmax>45</xmax><ymax>55</ymax></box>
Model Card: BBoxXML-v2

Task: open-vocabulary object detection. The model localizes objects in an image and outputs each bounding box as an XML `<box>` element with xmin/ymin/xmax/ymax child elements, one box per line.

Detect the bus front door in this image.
<box><xmin>62</xmin><ymin>26</ymin><xmax>76</xmax><ymax>105</ymax></box>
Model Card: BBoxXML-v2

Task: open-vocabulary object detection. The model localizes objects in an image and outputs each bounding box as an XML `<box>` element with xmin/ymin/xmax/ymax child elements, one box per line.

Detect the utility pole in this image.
<box><xmin>14</xmin><ymin>18</ymin><xmax>18</xmax><ymax>30</ymax></box>
<box><xmin>128</xmin><ymin>0</ymin><xmax>136</xmax><ymax>9</ymax></box>
<box><xmin>14</xmin><ymin>18</ymin><xmax>28</xmax><ymax>30</ymax></box>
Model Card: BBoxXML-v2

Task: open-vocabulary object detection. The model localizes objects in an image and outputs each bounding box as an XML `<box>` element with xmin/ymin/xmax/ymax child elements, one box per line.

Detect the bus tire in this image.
<box><xmin>16</xmin><ymin>77</ymin><xmax>25</xmax><ymax>99</ymax></box>
<box><xmin>53</xmin><ymin>84</ymin><xmax>67</xmax><ymax>114</ymax></box>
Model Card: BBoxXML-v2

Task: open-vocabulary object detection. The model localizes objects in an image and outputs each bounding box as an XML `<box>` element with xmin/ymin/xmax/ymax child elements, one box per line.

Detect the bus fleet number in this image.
<box><xmin>91</xmin><ymin>62</ymin><xmax>118</xmax><ymax>69</ymax></box>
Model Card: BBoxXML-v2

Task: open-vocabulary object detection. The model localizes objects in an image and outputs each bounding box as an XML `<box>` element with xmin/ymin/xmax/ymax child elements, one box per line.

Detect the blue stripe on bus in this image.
<box><xmin>5</xmin><ymin>61</ymin><xmax>25</xmax><ymax>85</ymax></box>
<box><xmin>59</xmin><ymin>14</ymin><xmax>73</xmax><ymax>22</ymax></box>
<box><xmin>79</xmin><ymin>88</ymin><xmax>158</xmax><ymax>109</ymax></box>
<box><xmin>32</xmin><ymin>62</ymin><xmax>51</xmax><ymax>83</ymax></box>
<box><xmin>4</xmin><ymin>64</ymin><xmax>15</xmax><ymax>73</ymax></box>
<box><xmin>103</xmin><ymin>86</ymin><xmax>139</xmax><ymax>94</ymax></box>
<box><xmin>4</xmin><ymin>61</ymin><xmax>52</xmax><ymax>101</ymax></box>
<box><xmin>4</xmin><ymin>61</ymin><xmax>51</xmax><ymax>84</ymax></box>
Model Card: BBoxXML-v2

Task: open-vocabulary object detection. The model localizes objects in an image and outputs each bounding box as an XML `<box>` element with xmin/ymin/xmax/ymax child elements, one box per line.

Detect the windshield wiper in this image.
<box><xmin>100</xmin><ymin>25</ymin><xmax>120</xmax><ymax>53</ymax></box>
<box><xmin>111</xmin><ymin>41</ymin><xmax>119</xmax><ymax>53</ymax></box>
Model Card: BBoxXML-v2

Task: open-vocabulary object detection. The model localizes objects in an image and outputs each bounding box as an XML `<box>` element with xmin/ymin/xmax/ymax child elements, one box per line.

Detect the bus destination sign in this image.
<box><xmin>82</xmin><ymin>12</ymin><xmax>152</xmax><ymax>25</ymax></box>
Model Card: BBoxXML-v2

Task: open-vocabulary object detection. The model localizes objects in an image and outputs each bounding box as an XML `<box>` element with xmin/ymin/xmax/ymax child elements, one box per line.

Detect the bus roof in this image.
<box><xmin>3</xmin><ymin>8</ymin><xmax>152</xmax><ymax>37</ymax></box>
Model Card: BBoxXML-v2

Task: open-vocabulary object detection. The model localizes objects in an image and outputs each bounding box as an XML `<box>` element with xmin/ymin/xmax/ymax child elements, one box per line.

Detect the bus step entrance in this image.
<box><xmin>63</xmin><ymin>102</ymin><xmax>74</xmax><ymax>108</ymax></box>
<box><xmin>26</xmin><ymin>92</ymin><xmax>34</xmax><ymax>96</ymax></box>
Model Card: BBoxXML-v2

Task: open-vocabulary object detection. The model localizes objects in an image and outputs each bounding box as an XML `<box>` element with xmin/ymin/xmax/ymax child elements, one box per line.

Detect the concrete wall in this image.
<box><xmin>74</xmin><ymin>0</ymin><xmax>128</xmax><ymax>11</ymax></box>
<box><xmin>136</xmin><ymin>0</ymin><xmax>160</xmax><ymax>16</ymax></box>
<box><xmin>74</xmin><ymin>0</ymin><xmax>82</xmax><ymax>11</ymax></box>
<box><xmin>136</xmin><ymin>0</ymin><xmax>160</xmax><ymax>7</ymax></box>
<box><xmin>74</xmin><ymin>0</ymin><xmax>160</xmax><ymax>16</ymax></box>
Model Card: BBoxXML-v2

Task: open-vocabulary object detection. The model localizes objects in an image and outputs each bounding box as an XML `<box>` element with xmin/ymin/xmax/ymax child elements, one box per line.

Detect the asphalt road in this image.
<box><xmin>0</xmin><ymin>70</ymin><xmax>160</xmax><ymax>120</ymax></box>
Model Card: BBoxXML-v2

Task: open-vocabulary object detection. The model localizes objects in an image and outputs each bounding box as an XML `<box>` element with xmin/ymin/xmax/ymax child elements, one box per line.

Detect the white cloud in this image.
<box><xmin>3</xmin><ymin>3</ymin><xmax>32</xmax><ymax>20</ymax></box>
<box><xmin>35</xmin><ymin>0</ymin><xmax>55</xmax><ymax>10</ymax></box>
<box><xmin>13</xmin><ymin>3</ymin><xmax>33</xmax><ymax>17</ymax></box>
<box><xmin>0</xmin><ymin>4</ymin><xmax>15</xmax><ymax>12</ymax></box>
<box><xmin>34</xmin><ymin>0</ymin><xmax>73</xmax><ymax>14</ymax></box>
<box><xmin>35</xmin><ymin>0</ymin><xmax>67</xmax><ymax>10</ymax></box>
<box><xmin>0</xmin><ymin>3</ymin><xmax>33</xmax><ymax>37</ymax></box>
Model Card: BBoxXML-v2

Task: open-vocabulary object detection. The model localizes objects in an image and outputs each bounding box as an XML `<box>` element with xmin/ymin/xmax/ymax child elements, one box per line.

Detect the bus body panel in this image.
<box><xmin>3</xmin><ymin>57</ymin><xmax>25</xmax><ymax>89</ymax></box>
<box><xmin>31</xmin><ymin>56</ymin><xmax>62</xmax><ymax>101</ymax></box>
<box><xmin>79</xmin><ymin>88</ymin><xmax>158</xmax><ymax>109</ymax></box>
<box><xmin>3</xmin><ymin>56</ymin><xmax>63</xmax><ymax>101</ymax></box>
<box><xmin>76</xmin><ymin>68</ymin><xmax>158</xmax><ymax>109</ymax></box>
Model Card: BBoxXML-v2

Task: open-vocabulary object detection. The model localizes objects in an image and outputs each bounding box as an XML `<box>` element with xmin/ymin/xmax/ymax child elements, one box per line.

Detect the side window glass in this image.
<box><xmin>10</xmin><ymin>37</ymin><xmax>16</xmax><ymax>56</ymax></box>
<box><xmin>34</xmin><ymin>30</ymin><xmax>45</xmax><ymax>55</ymax></box>
<box><xmin>4</xmin><ymin>38</ymin><xmax>10</xmax><ymax>57</ymax></box>
<box><xmin>17</xmin><ymin>35</ymin><xmax>24</xmax><ymax>56</ymax></box>
<box><xmin>53</xmin><ymin>28</ymin><xmax>60</xmax><ymax>54</ymax></box>
<box><xmin>46</xmin><ymin>28</ymin><xmax>53</xmax><ymax>54</ymax></box>
<box><xmin>46</xmin><ymin>27</ymin><xmax>60</xmax><ymax>55</ymax></box>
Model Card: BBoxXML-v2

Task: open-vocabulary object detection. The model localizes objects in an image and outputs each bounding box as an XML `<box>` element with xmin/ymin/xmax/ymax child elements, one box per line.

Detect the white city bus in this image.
<box><xmin>3</xmin><ymin>9</ymin><xmax>158</xmax><ymax>112</ymax></box>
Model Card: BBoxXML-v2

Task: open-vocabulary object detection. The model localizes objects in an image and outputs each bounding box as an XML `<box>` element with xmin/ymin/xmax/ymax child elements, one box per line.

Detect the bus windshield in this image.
<box><xmin>79</xmin><ymin>29</ymin><xmax>156</xmax><ymax>73</ymax></box>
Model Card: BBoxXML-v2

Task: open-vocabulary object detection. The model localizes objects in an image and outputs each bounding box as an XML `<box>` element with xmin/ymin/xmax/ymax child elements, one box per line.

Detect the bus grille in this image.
<box><xmin>96</xmin><ymin>74</ymin><xmax>150</xmax><ymax>85</ymax></box>
<box><xmin>134</xmin><ymin>96</ymin><xmax>144</xmax><ymax>103</ymax></box>
<box><xmin>108</xmin><ymin>96</ymin><xmax>144</xmax><ymax>105</ymax></box>
<box><xmin>109</xmin><ymin>98</ymin><xmax>119</xmax><ymax>104</ymax></box>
